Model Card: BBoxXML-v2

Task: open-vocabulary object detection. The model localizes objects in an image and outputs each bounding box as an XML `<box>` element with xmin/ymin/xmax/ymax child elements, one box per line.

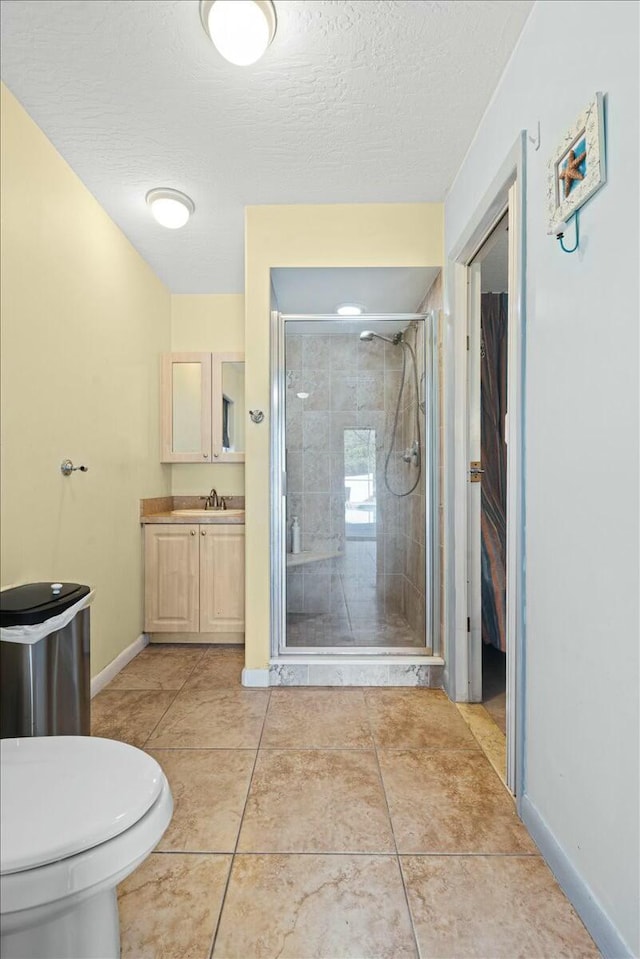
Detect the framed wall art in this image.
<box><xmin>546</xmin><ymin>92</ymin><xmax>606</xmax><ymax>233</ymax></box>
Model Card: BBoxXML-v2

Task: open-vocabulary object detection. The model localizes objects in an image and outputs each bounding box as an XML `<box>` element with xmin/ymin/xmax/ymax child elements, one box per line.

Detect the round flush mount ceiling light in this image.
<box><xmin>336</xmin><ymin>303</ymin><xmax>365</xmax><ymax>316</ymax></box>
<box><xmin>200</xmin><ymin>0</ymin><xmax>277</xmax><ymax>66</ymax></box>
<box><xmin>145</xmin><ymin>189</ymin><xmax>195</xmax><ymax>229</ymax></box>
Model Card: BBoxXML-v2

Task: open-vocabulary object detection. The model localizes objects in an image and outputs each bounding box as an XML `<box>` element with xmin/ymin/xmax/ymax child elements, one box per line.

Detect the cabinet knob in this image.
<box><xmin>201</xmin><ymin>530</ymin><xmax>206</xmax><ymax>536</ymax></box>
<box><xmin>213</xmin><ymin>452</ymin><xmax>219</xmax><ymax>458</ymax></box>
<box><xmin>190</xmin><ymin>530</ymin><xmax>196</xmax><ymax>536</ymax></box>
<box><xmin>203</xmin><ymin>453</ymin><xmax>208</xmax><ymax>459</ymax></box>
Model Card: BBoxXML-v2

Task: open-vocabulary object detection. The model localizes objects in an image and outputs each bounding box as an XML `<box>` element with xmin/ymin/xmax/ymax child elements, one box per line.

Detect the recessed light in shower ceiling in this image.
<box><xmin>336</xmin><ymin>304</ymin><xmax>365</xmax><ymax>316</ymax></box>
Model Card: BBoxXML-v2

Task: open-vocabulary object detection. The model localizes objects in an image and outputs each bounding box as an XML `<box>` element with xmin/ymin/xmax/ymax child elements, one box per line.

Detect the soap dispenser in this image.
<box><xmin>291</xmin><ymin>516</ymin><xmax>301</xmax><ymax>554</ymax></box>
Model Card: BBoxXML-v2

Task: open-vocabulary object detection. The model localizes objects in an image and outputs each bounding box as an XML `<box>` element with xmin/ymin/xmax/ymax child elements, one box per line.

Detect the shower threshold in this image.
<box><xmin>270</xmin><ymin>653</ymin><xmax>445</xmax><ymax>688</ymax></box>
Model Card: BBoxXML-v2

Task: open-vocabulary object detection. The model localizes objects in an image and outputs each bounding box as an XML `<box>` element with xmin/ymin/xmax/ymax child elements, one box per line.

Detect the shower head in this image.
<box><xmin>359</xmin><ymin>330</ymin><xmax>404</xmax><ymax>346</ymax></box>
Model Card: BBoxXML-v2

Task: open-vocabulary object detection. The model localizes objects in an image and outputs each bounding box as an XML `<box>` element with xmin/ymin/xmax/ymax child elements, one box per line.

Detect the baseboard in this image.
<box><xmin>242</xmin><ymin>667</ymin><xmax>270</xmax><ymax>687</ymax></box>
<box><xmin>520</xmin><ymin>794</ymin><xmax>635</xmax><ymax>959</ymax></box>
<box><xmin>91</xmin><ymin>634</ymin><xmax>149</xmax><ymax>698</ymax></box>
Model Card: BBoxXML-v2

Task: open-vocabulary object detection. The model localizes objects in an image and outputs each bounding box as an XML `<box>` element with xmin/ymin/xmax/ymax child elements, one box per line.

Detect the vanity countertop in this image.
<box><xmin>140</xmin><ymin>495</ymin><xmax>245</xmax><ymax>525</ymax></box>
<box><xmin>141</xmin><ymin>510</ymin><xmax>244</xmax><ymax>525</ymax></box>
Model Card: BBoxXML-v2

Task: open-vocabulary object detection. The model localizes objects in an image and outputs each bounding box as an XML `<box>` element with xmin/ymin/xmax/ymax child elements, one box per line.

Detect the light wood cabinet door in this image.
<box><xmin>144</xmin><ymin>525</ymin><xmax>200</xmax><ymax>632</ymax></box>
<box><xmin>161</xmin><ymin>353</ymin><xmax>212</xmax><ymax>463</ymax></box>
<box><xmin>199</xmin><ymin>525</ymin><xmax>245</xmax><ymax>633</ymax></box>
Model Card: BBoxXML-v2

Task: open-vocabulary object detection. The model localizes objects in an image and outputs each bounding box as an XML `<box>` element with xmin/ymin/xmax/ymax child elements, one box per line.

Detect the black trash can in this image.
<box><xmin>0</xmin><ymin>583</ymin><xmax>92</xmax><ymax>738</ymax></box>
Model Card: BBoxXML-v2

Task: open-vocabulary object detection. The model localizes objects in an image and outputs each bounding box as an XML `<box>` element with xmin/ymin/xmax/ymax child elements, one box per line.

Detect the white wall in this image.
<box><xmin>445</xmin><ymin>2</ymin><xmax>639</xmax><ymax>955</ymax></box>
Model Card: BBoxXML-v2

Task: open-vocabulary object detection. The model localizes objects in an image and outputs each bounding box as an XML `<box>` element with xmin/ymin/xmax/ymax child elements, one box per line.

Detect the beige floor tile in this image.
<box><xmin>364</xmin><ymin>688</ymin><xmax>479</xmax><ymax>749</ymax></box>
<box><xmin>147</xmin><ymin>688</ymin><xmax>269</xmax><ymax>748</ymax></box>
<box><xmin>401</xmin><ymin>855</ymin><xmax>600</xmax><ymax>958</ymax></box>
<box><xmin>182</xmin><ymin>647</ymin><xmax>244</xmax><ymax>690</ymax></box>
<box><xmin>261</xmin><ymin>688</ymin><xmax>373</xmax><ymax>748</ymax></box>
<box><xmin>456</xmin><ymin>702</ymin><xmax>507</xmax><ymax>783</ymax></box>
<box><xmin>485</xmin><ymin>686</ymin><xmax>507</xmax><ymax>733</ymax></box>
<box><xmin>108</xmin><ymin>645</ymin><xmax>206</xmax><ymax>690</ymax></box>
<box><xmin>378</xmin><ymin>749</ymin><xmax>536</xmax><ymax>853</ymax></box>
<box><xmin>213</xmin><ymin>854</ymin><xmax>418</xmax><ymax>959</ymax></box>
<box><xmin>91</xmin><ymin>689</ymin><xmax>176</xmax><ymax>748</ymax></box>
<box><xmin>118</xmin><ymin>852</ymin><xmax>231</xmax><ymax>959</ymax></box>
<box><xmin>148</xmin><ymin>749</ymin><xmax>256</xmax><ymax>852</ymax></box>
<box><xmin>238</xmin><ymin>749</ymin><xmax>395</xmax><ymax>852</ymax></box>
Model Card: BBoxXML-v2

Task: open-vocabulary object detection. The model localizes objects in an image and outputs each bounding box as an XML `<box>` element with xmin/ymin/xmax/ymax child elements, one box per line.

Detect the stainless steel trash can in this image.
<box><xmin>0</xmin><ymin>583</ymin><xmax>92</xmax><ymax>738</ymax></box>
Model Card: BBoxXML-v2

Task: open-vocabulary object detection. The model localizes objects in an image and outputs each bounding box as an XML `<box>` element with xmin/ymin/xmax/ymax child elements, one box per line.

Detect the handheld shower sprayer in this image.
<box><xmin>359</xmin><ymin>330</ymin><xmax>403</xmax><ymax>345</ymax></box>
<box><xmin>359</xmin><ymin>325</ymin><xmax>421</xmax><ymax>496</ymax></box>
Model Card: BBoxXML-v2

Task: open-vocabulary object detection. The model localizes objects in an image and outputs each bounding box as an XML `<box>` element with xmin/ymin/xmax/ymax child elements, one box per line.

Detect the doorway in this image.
<box><xmin>447</xmin><ymin>134</ymin><xmax>526</xmax><ymax>800</ymax></box>
<box><xmin>469</xmin><ymin>213</ymin><xmax>509</xmax><ymax>736</ymax></box>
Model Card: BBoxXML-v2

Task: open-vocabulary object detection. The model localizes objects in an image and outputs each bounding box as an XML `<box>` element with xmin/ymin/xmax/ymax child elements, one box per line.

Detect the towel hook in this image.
<box><xmin>61</xmin><ymin>459</ymin><xmax>89</xmax><ymax>476</ymax></box>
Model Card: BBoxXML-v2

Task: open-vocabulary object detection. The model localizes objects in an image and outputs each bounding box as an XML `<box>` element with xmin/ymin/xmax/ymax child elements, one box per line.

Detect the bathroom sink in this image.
<box><xmin>171</xmin><ymin>509</ymin><xmax>244</xmax><ymax>517</ymax></box>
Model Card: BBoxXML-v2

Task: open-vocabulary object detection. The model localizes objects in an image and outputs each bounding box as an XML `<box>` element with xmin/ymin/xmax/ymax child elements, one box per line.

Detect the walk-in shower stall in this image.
<box><xmin>271</xmin><ymin>312</ymin><xmax>439</xmax><ymax>656</ymax></box>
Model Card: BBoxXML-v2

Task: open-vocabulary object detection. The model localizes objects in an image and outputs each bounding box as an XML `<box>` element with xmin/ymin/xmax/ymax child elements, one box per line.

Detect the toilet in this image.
<box><xmin>0</xmin><ymin>736</ymin><xmax>173</xmax><ymax>959</ymax></box>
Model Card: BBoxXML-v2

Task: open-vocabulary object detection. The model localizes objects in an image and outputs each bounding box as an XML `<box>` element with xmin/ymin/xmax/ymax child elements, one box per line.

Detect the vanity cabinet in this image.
<box><xmin>161</xmin><ymin>352</ymin><xmax>245</xmax><ymax>463</ymax></box>
<box><xmin>144</xmin><ymin>524</ymin><xmax>245</xmax><ymax>638</ymax></box>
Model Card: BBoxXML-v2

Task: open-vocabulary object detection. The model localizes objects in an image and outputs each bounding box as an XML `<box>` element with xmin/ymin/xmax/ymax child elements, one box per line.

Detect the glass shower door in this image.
<box><xmin>281</xmin><ymin>314</ymin><xmax>437</xmax><ymax>654</ymax></box>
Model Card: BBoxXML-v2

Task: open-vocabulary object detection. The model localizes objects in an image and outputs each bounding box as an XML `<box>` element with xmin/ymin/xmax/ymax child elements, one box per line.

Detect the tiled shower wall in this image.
<box><xmin>285</xmin><ymin>329</ymin><xmax>427</xmax><ymax>634</ymax></box>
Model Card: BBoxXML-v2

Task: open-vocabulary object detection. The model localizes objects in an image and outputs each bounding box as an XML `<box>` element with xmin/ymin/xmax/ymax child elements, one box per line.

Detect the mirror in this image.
<box><xmin>219</xmin><ymin>360</ymin><xmax>245</xmax><ymax>455</ymax></box>
<box><xmin>209</xmin><ymin>353</ymin><xmax>245</xmax><ymax>461</ymax></box>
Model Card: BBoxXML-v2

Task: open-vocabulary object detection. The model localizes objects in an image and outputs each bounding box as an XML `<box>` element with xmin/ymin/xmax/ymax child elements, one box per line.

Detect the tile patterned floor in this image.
<box><xmin>91</xmin><ymin>645</ymin><xmax>600</xmax><ymax>959</ymax></box>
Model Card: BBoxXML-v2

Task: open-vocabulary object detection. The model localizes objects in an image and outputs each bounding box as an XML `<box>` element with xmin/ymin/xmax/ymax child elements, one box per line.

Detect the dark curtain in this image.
<box><xmin>481</xmin><ymin>293</ymin><xmax>508</xmax><ymax>651</ymax></box>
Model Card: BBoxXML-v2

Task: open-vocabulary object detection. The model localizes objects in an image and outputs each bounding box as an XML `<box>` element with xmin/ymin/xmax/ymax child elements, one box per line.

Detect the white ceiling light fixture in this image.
<box><xmin>200</xmin><ymin>0</ymin><xmax>277</xmax><ymax>67</ymax></box>
<box><xmin>145</xmin><ymin>188</ymin><xmax>195</xmax><ymax>229</ymax></box>
<box><xmin>336</xmin><ymin>303</ymin><xmax>365</xmax><ymax>316</ymax></box>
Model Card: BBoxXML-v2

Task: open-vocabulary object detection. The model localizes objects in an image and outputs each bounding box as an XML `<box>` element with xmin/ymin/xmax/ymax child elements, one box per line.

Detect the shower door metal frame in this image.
<box><xmin>270</xmin><ymin>311</ymin><xmax>438</xmax><ymax>658</ymax></box>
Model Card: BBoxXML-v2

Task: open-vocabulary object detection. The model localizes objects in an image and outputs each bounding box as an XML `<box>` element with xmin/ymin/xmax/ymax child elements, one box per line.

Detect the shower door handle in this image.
<box><xmin>469</xmin><ymin>461</ymin><xmax>484</xmax><ymax>483</ymax></box>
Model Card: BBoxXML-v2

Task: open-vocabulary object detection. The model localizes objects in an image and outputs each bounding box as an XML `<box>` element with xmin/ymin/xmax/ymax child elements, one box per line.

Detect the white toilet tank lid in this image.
<box><xmin>0</xmin><ymin>737</ymin><xmax>166</xmax><ymax>875</ymax></box>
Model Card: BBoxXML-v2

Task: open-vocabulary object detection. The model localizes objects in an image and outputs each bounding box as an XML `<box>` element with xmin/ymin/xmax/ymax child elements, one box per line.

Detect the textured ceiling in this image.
<box><xmin>0</xmin><ymin>0</ymin><xmax>533</xmax><ymax>293</ymax></box>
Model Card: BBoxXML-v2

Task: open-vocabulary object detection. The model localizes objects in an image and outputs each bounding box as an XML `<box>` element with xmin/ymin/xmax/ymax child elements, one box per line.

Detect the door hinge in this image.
<box><xmin>469</xmin><ymin>461</ymin><xmax>484</xmax><ymax>483</ymax></box>
<box><xmin>467</xmin><ymin>616</ymin><xmax>471</xmax><ymax>632</ymax></box>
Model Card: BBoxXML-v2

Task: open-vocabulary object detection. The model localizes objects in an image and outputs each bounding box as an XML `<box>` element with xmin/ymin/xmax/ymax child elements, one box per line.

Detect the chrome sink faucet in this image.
<box><xmin>204</xmin><ymin>488</ymin><xmax>223</xmax><ymax>510</ymax></box>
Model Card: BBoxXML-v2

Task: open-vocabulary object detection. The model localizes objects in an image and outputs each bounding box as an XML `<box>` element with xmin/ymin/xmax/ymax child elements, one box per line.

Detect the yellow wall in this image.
<box><xmin>244</xmin><ymin>203</ymin><xmax>443</xmax><ymax>668</ymax></box>
<box><xmin>169</xmin><ymin>294</ymin><xmax>245</xmax><ymax>496</ymax></box>
<box><xmin>0</xmin><ymin>84</ymin><xmax>171</xmax><ymax>675</ymax></box>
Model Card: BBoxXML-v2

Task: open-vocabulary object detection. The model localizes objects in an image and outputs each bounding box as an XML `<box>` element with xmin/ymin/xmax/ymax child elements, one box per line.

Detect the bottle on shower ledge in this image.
<box><xmin>291</xmin><ymin>516</ymin><xmax>301</xmax><ymax>554</ymax></box>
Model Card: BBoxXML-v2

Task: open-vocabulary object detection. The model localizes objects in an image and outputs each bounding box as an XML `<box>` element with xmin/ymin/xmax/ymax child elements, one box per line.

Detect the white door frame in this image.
<box><xmin>446</xmin><ymin>133</ymin><xmax>527</xmax><ymax>802</ymax></box>
<box><xmin>467</xmin><ymin>259</ymin><xmax>483</xmax><ymax>703</ymax></box>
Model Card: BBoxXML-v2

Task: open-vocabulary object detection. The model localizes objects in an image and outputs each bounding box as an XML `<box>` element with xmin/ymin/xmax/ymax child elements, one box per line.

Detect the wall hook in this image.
<box><xmin>528</xmin><ymin>121</ymin><xmax>541</xmax><ymax>151</ymax></box>
<box><xmin>552</xmin><ymin>213</ymin><xmax>580</xmax><ymax>254</ymax></box>
<box><xmin>249</xmin><ymin>410</ymin><xmax>265</xmax><ymax>424</ymax></box>
<box><xmin>61</xmin><ymin>459</ymin><xmax>89</xmax><ymax>476</ymax></box>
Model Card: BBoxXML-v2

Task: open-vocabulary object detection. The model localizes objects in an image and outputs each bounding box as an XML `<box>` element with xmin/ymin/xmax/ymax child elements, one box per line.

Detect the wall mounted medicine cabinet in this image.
<box><xmin>161</xmin><ymin>352</ymin><xmax>245</xmax><ymax>463</ymax></box>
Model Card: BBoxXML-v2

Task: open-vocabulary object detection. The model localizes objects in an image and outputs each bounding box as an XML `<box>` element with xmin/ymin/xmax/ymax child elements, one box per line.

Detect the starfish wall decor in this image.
<box><xmin>546</xmin><ymin>92</ymin><xmax>606</xmax><ymax>234</ymax></box>
<box><xmin>559</xmin><ymin>148</ymin><xmax>587</xmax><ymax>197</ymax></box>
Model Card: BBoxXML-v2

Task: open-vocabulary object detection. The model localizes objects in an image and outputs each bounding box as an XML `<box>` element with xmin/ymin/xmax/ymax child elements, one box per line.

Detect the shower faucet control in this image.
<box><xmin>401</xmin><ymin>441</ymin><xmax>420</xmax><ymax>467</ymax></box>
